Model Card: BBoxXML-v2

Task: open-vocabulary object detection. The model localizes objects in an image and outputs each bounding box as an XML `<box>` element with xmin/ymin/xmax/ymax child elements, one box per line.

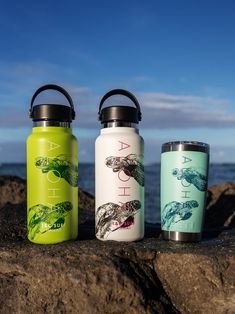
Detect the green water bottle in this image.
<box><xmin>27</xmin><ymin>84</ymin><xmax>78</xmax><ymax>244</ymax></box>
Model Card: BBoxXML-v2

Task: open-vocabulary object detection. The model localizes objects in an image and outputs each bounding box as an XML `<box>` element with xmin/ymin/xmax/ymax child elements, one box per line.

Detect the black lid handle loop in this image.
<box><xmin>98</xmin><ymin>89</ymin><xmax>142</xmax><ymax>121</ymax></box>
<box><xmin>29</xmin><ymin>84</ymin><xmax>75</xmax><ymax>119</ymax></box>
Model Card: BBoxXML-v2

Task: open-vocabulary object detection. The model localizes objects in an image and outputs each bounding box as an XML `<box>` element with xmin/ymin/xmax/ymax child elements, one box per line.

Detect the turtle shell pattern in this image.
<box><xmin>105</xmin><ymin>154</ymin><xmax>144</xmax><ymax>187</ymax></box>
<box><xmin>35</xmin><ymin>154</ymin><xmax>78</xmax><ymax>187</ymax></box>
<box><xmin>28</xmin><ymin>201</ymin><xmax>72</xmax><ymax>240</ymax></box>
<box><xmin>161</xmin><ymin>200</ymin><xmax>199</xmax><ymax>230</ymax></box>
<box><xmin>172</xmin><ymin>167</ymin><xmax>207</xmax><ymax>191</ymax></box>
<box><xmin>96</xmin><ymin>200</ymin><xmax>141</xmax><ymax>239</ymax></box>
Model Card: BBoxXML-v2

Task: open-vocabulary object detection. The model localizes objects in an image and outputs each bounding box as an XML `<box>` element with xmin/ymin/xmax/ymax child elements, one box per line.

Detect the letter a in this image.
<box><xmin>48</xmin><ymin>141</ymin><xmax>60</xmax><ymax>151</ymax></box>
<box><xmin>118</xmin><ymin>141</ymin><xmax>130</xmax><ymax>151</ymax></box>
<box><xmin>182</xmin><ymin>156</ymin><xmax>192</xmax><ymax>164</ymax></box>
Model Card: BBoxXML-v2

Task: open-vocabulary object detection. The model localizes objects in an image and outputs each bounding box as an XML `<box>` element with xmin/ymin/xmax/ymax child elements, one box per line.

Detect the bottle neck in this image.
<box><xmin>33</xmin><ymin>121</ymin><xmax>71</xmax><ymax>128</ymax></box>
<box><xmin>100</xmin><ymin>126</ymin><xmax>139</xmax><ymax>134</ymax></box>
<box><xmin>102</xmin><ymin>121</ymin><xmax>137</xmax><ymax>128</ymax></box>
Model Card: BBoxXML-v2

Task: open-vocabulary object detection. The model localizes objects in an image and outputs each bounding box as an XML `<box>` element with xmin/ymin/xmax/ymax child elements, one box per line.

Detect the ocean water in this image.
<box><xmin>0</xmin><ymin>163</ymin><xmax>234</xmax><ymax>223</ymax></box>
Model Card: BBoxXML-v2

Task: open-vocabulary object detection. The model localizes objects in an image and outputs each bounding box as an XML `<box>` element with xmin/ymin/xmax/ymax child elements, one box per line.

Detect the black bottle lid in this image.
<box><xmin>98</xmin><ymin>89</ymin><xmax>142</xmax><ymax>124</ymax></box>
<box><xmin>29</xmin><ymin>84</ymin><xmax>75</xmax><ymax>122</ymax></box>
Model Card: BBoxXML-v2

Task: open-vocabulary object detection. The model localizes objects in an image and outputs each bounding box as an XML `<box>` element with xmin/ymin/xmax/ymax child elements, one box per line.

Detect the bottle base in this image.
<box><xmin>162</xmin><ymin>230</ymin><xmax>201</xmax><ymax>242</ymax></box>
<box><xmin>28</xmin><ymin>236</ymin><xmax>78</xmax><ymax>245</ymax></box>
<box><xmin>96</xmin><ymin>235</ymin><xmax>144</xmax><ymax>242</ymax></box>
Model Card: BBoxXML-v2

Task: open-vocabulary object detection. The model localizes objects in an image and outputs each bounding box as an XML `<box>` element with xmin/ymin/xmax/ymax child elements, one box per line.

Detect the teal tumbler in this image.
<box><xmin>161</xmin><ymin>141</ymin><xmax>209</xmax><ymax>242</ymax></box>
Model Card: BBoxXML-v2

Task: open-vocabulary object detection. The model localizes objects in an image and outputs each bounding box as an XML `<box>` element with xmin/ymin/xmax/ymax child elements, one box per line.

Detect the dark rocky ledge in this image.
<box><xmin>0</xmin><ymin>176</ymin><xmax>234</xmax><ymax>314</ymax></box>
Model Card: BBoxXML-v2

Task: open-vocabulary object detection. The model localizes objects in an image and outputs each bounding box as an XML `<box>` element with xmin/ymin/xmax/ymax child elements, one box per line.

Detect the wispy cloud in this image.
<box><xmin>76</xmin><ymin>92</ymin><xmax>235</xmax><ymax>129</ymax></box>
<box><xmin>0</xmin><ymin>61</ymin><xmax>234</xmax><ymax>129</ymax></box>
<box><xmin>0</xmin><ymin>61</ymin><xmax>92</xmax><ymax>127</ymax></box>
<box><xmin>138</xmin><ymin>92</ymin><xmax>235</xmax><ymax>128</ymax></box>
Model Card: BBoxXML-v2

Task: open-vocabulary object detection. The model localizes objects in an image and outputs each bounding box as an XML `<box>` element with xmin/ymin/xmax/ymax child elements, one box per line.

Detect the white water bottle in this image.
<box><xmin>95</xmin><ymin>89</ymin><xmax>144</xmax><ymax>241</ymax></box>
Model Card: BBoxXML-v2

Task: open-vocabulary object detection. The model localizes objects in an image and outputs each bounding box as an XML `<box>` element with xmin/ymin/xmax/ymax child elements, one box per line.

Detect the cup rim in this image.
<box><xmin>162</xmin><ymin>141</ymin><xmax>210</xmax><ymax>153</ymax></box>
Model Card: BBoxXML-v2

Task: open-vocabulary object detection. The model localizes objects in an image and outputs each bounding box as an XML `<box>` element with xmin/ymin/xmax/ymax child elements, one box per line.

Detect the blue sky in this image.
<box><xmin>0</xmin><ymin>0</ymin><xmax>235</xmax><ymax>163</ymax></box>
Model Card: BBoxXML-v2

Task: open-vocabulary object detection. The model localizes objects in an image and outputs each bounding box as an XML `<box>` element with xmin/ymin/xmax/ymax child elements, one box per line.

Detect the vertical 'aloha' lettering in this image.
<box><xmin>181</xmin><ymin>156</ymin><xmax>192</xmax><ymax>198</ymax></box>
<box><xmin>118</xmin><ymin>141</ymin><xmax>130</xmax><ymax>151</ymax></box>
<box><xmin>182</xmin><ymin>156</ymin><xmax>192</xmax><ymax>164</ymax></box>
<box><xmin>48</xmin><ymin>141</ymin><xmax>60</xmax><ymax>151</ymax></box>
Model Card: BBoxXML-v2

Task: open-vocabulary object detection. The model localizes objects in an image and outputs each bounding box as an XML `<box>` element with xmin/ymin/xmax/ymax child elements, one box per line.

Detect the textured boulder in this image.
<box><xmin>0</xmin><ymin>176</ymin><xmax>234</xmax><ymax>314</ymax></box>
<box><xmin>0</xmin><ymin>176</ymin><xmax>26</xmax><ymax>207</ymax></box>
<box><xmin>206</xmin><ymin>182</ymin><xmax>235</xmax><ymax>228</ymax></box>
<box><xmin>0</xmin><ymin>240</ymin><xmax>178</xmax><ymax>314</ymax></box>
<box><xmin>0</xmin><ymin>230</ymin><xmax>234</xmax><ymax>314</ymax></box>
<box><xmin>154</xmin><ymin>230</ymin><xmax>235</xmax><ymax>314</ymax></box>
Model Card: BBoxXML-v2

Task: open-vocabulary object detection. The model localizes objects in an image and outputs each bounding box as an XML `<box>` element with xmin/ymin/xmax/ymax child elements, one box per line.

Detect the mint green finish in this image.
<box><xmin>161</xmin><ymin>151</ymin><xmax>208</xmax><ymax>233</ymax></box>
<box><xmin>27</xmin><ymin>126</ymin><xmax>78</xmax><ymax>244</ymax></box>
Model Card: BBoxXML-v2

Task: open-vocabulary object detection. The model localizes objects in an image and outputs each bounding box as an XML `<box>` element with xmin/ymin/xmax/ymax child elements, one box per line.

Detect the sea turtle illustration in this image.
<box><xmin>96</xmin><ymin>200</ymin><xmax>141</xmax><ymax>239</ymax></box>
<box><xmin>161</xmin><ymin>200</ymin><xmax>199</xmax><ymax>230</ymax></box>
<box><xmin>28</xmin><ymin>201</ymin><xmax>73</xmax><ymax>240</ymax></box>
<box><xmin>35</xmin><ymin>154</ymin><xmax>78</xmax><ymax>187</ymax></box>
<box><xmin>172</xmin><ymin>168</ymin><xmax>207</xmax><ymax>191</ymax></box>
<box><xmin>105</xmin><ymin>154</ymin><xmax>144</xmax><ymax>186</ymax></box>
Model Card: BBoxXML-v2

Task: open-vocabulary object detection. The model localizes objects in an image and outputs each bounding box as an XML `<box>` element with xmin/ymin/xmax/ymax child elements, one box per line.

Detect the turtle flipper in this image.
<box><xmin>28</xmin><ymin>201</ymin><xmax>72</xmax><ymax>240</ymax></box>
<box><xmin>28</xmin><ymin>204</ymin><xmax>51</xmax><ymax>240</ymax></box>
<box><xmin>162</xmin><ymin>199</ymin><xmax>200</xmax><ymax>230</ymax></box>
<box><xmin>125</xmin><ymin>163</ymin><xmax>144</xmax><ymax>186</ymax></box>
<box><xmin>105</xmin><ymin>154</ymin><xmax>144</xmax><ymax>187</ymax></box>
<box><xmin>37</xmin><ymin>204</ymin><xmax>70</xmax><ymax>235</ymax></box>
<box><xmin>96</xmin><ymin>200</ymin><xmax>142</xmax><ymax>239</ymax></box>
<box><xmin>53</xmin><ymin>160</ymin><xmax>78</xmax><ymax>187</ymax></box>
<box><xmin>161</xmin><ymin>201</ymin><xmax>182</xmax><ymax>229</ymax></box>
<box><xmin>109</xmin><ymin>214</ymin><xmax>135</xmax><ymax>234</ymax></box>
<box><xmin>191</xmin><ymin>175</ymin><xmax>207</xmax><ymax>191</ymax></box>
<box><xmin>125</xmin><ymin>155</ymin><xmax>144</xmax><ymax>186</ymax></box>
<box><xmin>35</xmin><ymin>156</ymin><xmax>78</xmax><ymax>187</ymax></box>
<box><xmin>60</xmin><ymin>165</ymin><xmax>78</xmax><ymax>187</ymax></box>
<box><xmin>173</xmin><ymin>168</ymin><xmax>207</xmax><ymax>192</ymax></box>
<box><xmin>96</xmin><ymin>202</ymin><xmax>120</xmax><ymax>239</ymax></box>
<box><xmin>183</xmin><ymin>168</ymin><xmax>207</xmax><ymax>191</ymax></box>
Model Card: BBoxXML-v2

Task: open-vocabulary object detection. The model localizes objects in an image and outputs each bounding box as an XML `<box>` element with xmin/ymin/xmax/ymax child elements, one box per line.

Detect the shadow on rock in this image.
<box><xmin>205</xmin><ymin>182</ymin><xmax>235</xmax><ymax>237</ymax></box>
<box><xmin>113</xmin><ymin>254</ymin><xmax>180</xmax><ymax>313</ymax></box>
<box><xmin>0</xmin><ymin>202</ymin><xmax>27</xmax><ymax>242</ymax></box>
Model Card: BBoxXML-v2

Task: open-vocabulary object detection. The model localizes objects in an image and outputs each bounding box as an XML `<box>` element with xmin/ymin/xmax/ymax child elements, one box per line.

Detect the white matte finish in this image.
<box><xmin>95</xmin><ymin>127</ymin><xmax>144</xmax><ymax>241</ymax></box>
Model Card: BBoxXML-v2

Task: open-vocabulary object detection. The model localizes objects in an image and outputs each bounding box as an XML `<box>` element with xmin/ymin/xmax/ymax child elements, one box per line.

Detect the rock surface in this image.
<box><xmin>0</xmin><ymin>176</ymin><xmax>26</xmax><ymax>207</ymax></box>
<box><xmin>206</xmin><ymin>182</ymin><xmax>235</xmax><ymax>228</ymax></box>
<box><xmin>0</xmin><ymin>176</ymin><xmax>234</xmax><ymax>314</ymax></box>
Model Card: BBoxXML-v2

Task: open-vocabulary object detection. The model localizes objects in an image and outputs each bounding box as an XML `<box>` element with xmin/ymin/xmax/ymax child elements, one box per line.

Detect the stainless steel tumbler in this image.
<box><xmin>160</xmin><ymin>141</ymin><xmax>209</xmax><ymax>242</ymax></box>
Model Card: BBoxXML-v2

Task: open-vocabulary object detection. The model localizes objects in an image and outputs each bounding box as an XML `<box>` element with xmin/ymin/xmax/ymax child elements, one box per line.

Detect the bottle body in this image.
<box><xmin>161</xmin><ymin>142</ymin><xmax>209</xmax><ymax>242</ymax></box>
<box><xmin>27</xmin><ymin>126</ymin><xmax>78</xmax><ymax>244</ymax></box>
<box><xmin>95</xmin><ymin>127</ymin><xmax>144</xmax><ymax>241</ymax></box>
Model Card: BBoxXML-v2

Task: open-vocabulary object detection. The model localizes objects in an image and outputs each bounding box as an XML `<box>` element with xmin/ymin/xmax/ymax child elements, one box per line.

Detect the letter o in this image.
<box><xmin>118</xmin><ymin>169</ymin><xmax>131</xmax><ymax>182</ymax></box>
<box><xmin>47</xmin><ymin>170</ymin><xmax>61</xmax><ymax>183</ymax></box>
<box><xmin>181</xmin><ymin>179</ymin><xmax>191</xmax><ymax>187</ymax></box>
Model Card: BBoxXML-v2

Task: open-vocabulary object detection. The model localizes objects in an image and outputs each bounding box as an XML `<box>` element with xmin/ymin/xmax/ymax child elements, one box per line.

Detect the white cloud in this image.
<box><xmin>0</xmin><ymin>61</ymin><xmax>92</xmax><ymax>127</ymax></box>
<box><xmin>139</xmin><ymin>92</ymin><xmax>229</xmax><ymax>108</ymax></box>
<box><xmin>137</xmin><ymin>92</ymin><xmax>235</xmax><ymax>128</ymax></box>
<box><xmin>0</xmin><ymin>62</ymin><xmax>234</xmax><ymax>129</ymax></box>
